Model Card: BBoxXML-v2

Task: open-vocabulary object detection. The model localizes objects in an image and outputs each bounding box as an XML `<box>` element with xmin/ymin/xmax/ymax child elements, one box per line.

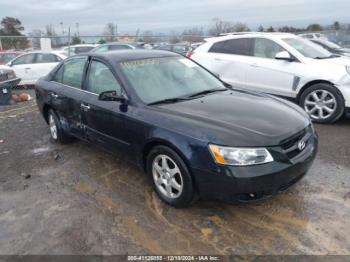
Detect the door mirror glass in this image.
<box><xmin>275</xmin><ymin>51</ymin><xmax>293</xmax><ymax>61</ymax></box>
<box><xmin>99</xmin><ymin>90</ymin><xmax>127</xmax><ymax>103</ymax></box>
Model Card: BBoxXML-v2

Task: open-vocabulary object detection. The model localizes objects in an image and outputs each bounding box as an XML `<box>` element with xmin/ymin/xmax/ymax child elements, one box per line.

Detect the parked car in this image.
<box><xmin>191</xmin><ymin>33</ymin><xmax>350</xmax><ymax>123</ymax></box>
<box><xmin>154</xmin><ymin>44</ymin><xmax>191</xmax><ymax>56</ymax></box>
<box><xmin>299</xmin><ymin>33</ymin><xmax>328</xmax><ymax>41</ymax></box>
<box><xmin>0</xmin><ymin>51</ymin><xmax>24</xmax><ymax>65</ymax></box>
<box><xmin>311</xmin><ymin>39</ymin><xmax>350</xmax><ymax>57</ymax></box>
<box><xmin>0</xmin><ymin>65</ymin><xmax>21</xmax><ymax>104</ymax></box>
<box><xmin>90</xmin><ymin>42</ymin><xmax>143</xmax><ymax>53</ymax></box>
<box><xmin>35</xmin><ymin>50</ymin><xmax>317</xmax><ymax>207</ymax></box>
<box><xmin>62</xmin><ymin>44</ymin><xmax>97</xmax><ymax>56</ymax></box>
<box><xmin>7</xmin><ymin>51</ymin><xmax>66</xmax><ymax>86</ymax></box>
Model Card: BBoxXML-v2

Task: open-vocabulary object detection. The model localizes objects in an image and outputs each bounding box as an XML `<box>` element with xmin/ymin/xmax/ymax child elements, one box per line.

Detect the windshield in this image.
<box><xmin>0</xmin><ymin>54</ymin><xmax>18</xmax><ymax>63</ymax></box>
<box><xmin>283</xmin><ymin>37</ymin><xmax>333</xmax><ymax>59</ymax></box>
<box><xmin>321</xmin><ymin>40</ymin><xmax>341</xmax><ymax>49</ymax></box>
<box><xmin>120</xmin><ymin>57</ymin><xmax>225</xmax><ymax>104</ymax></box>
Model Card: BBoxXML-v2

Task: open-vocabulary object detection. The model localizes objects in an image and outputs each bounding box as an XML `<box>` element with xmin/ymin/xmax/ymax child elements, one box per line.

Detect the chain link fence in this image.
<box><xmin>1</xmin><ymin>30</ymin><xmax>350</xmax><ymax>52</ymax></box>
<box><xmin>0</xmin><ymin>34</ymin><xmax>206</xmax><ymax>52</ymax></box>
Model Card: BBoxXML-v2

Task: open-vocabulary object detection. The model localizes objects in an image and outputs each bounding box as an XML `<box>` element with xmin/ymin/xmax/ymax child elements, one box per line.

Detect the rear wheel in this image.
<box><xmin>300</xmin><ymin>83</ymin><xmax>344</xmax><ymax>123</ymax></box>
<box><xmin>146</xmin><ymin>146</ymin><xmax>196</xmax><ymax>207</ymax></box>
<box><xmin>47</xmin><ymin>109</ymin><xmax>73</xmax><ymax>144</ymax></box>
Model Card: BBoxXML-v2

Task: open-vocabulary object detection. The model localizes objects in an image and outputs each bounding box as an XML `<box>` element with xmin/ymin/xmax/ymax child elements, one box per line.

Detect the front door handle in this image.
<box><xmin>81</xmin><ymin>103</ymin><xmax>91</xmax><ymax>111</ymax></box>
<box><xmin>250</xmin><ymin>63</ymin><xmax>259</xmax><ymax>68</ymax></box>
<box><xmin>51</xmin><ymin>92</ymin><xmax>59</xmax><ymax>99</ymax></box>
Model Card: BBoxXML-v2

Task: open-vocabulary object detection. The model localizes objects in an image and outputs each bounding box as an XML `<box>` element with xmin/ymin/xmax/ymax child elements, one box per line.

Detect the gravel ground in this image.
<box><xmin>0</xmin><ymin>90</ymin><xmax>350</xmax><ymax>255</ymax></box>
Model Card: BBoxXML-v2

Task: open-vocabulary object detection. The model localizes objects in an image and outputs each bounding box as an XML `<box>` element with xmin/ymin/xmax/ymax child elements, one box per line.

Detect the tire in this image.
<box><xmin>299</xmin><ymin>83</ymin><xmax>345</xmax><ymax>124</ymax></box>
<box><xmin>47</xmin><ymin>109</ymin><xmax>73</xmax><ymax>144</ymax></box>
<box><xmin>146</xmin><ymin>145</ymin><xmax>197</xmax><ymax>208</ymax></box>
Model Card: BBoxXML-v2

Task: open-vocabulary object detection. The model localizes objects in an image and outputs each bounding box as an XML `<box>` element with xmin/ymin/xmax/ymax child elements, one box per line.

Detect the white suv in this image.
<box><xmin>191</xmin><ymin>33</ymin><xmax>350</xmax><ymax>123</ymax></box>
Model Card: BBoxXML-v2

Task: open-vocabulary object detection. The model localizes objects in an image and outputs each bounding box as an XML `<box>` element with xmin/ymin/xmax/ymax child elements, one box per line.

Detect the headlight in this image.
<box><xmin>346</xmin><ymin>66</ymin><xmax>350</xmax><ymax>75</ymax></box>
<box><xmin>209</xmin><ymin>144</ymin><xmax>274</xmax><ymax>166</ymax></box>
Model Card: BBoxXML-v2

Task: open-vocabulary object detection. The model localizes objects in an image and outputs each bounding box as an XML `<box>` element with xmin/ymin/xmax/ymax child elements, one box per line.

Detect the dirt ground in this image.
<box><xmin>0</xmin><ymin>90</ymin><xmax>350</xmax><ymax>255</ymax></box>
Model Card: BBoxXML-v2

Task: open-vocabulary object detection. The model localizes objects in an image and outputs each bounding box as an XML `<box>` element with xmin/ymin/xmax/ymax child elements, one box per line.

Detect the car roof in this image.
<box><xmin>205</xmin><ymin>32</ymin><xmax>297</xmax><ymax>43</ymax></box>
<box><xmin>87</xmin><ymin>50</ymin><xmax>180</xmax><ymax>63</ymax></box>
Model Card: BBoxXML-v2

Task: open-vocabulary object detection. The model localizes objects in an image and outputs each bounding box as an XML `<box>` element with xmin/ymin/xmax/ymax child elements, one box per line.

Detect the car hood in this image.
<box><xmin>308</xmin><ymin>56</ymin><xmax>350</xmax><ymax>66</ymax></box>
<box><xmin>147</xmin><ymin>90</ymin><xmax>310</xmax><ymax>147</ymax></box>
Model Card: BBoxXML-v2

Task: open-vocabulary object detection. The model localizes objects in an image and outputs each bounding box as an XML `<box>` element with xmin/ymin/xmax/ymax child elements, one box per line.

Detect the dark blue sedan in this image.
<box><xmin>35</xmin><ymin>50</ymin><xmax>317</xmax><ymax>207</ymax></box>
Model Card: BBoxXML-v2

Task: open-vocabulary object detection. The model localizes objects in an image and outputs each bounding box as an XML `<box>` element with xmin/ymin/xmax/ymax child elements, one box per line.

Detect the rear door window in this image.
<box><xmin>12</xmin><ymin>54</ymin><xmax>36</xmax><ymax>65</ymax></box>
<box><xmin>253</xmin><ymin>38</ymin><xmax>285</xmax><ymax>59</ymax></box>
<box><xmin>61</xmin><ymin>57</ymin><xmax>87</xmax><ymax>88</ymax></box>
<box><xmin>209</xmin><ymin>38</ymin><xmax>253</xmax><ymax>56</ymax></box>
<box><xmin>36</xmin><ymin>53</ymin><xmax>61</xmax><ymax>63</ymax></box>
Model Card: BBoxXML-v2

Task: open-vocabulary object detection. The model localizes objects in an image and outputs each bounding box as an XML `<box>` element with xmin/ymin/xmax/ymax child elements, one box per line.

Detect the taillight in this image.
<box><xmin>186</xmin><ymin>50</ymin><xmax>193</xmax><ymax>58</ymax></box>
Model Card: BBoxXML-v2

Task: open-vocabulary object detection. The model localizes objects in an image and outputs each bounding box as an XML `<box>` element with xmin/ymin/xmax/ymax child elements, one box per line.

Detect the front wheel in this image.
<box><xmin>146</xmin><ymin>146</ymin><xmax>197</xmax><ymax>208</ymax></box>
<box><xmin>300</xmin><ymin>83</ymin><xmax>345</xmax><ymax>124</ymax></box>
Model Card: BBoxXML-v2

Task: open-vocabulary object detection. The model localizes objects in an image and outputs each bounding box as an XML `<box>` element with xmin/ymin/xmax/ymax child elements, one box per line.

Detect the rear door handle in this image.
<box><xmin>250</xmin><ymin>63</ymin><xmax>259</xmax><ymax>68</ymax></box>
<box><xmin>81</xmin><ymin>103</ymin><xmax>91</xmax><ymax>111</ymax></box>
<box><xmin>214</xmin><ymin>58</ymin><xmax>222</xmax><ymax>61</ymax></box>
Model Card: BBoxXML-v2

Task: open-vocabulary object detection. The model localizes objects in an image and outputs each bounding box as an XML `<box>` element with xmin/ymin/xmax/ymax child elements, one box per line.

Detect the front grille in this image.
<box><xmin>280</xmin><ymin>126</ymin><xmax>312</xmax><ymax>159</ymax></box>
<box><xmin>0</xmin><ymin>74</ymin><xmax>8</xmax><ymax>82</ymax></box>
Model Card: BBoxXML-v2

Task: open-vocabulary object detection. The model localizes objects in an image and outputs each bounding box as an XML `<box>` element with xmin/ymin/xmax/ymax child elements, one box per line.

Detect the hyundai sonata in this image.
<box><xmin>35</xmin><ymin>50</ymin><xmax>318</xmax><ymax>207</ymax></box>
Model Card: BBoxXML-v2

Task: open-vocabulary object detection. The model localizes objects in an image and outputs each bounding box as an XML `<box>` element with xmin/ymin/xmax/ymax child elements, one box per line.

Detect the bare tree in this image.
<box><xmin>182</xmin><ymin>27</ymin><xmax>204</xmax><ymax>43</ymax></box>
<box><xmin>208</xmin><ymin>18</ymin><xmax>250</xmax><ymax>36</ymax></box>
<box><xmin>208</xmin><ymin>18</ymin><xmax>233</xmax><ymax>36</ymax></box>
<box><xmin>45</xmin><ymin>24</ymin><xmax>56</xmax><ymax>37</ymax></box>
<box><xmin>142</xmin><ymin>30</ymin><xmax>155</xmax><ymax>43</ymax></box>
<box><xmin>103</xmin><ymin>23</ymin><xmax>117</xmax><ymax>42</ymax></box>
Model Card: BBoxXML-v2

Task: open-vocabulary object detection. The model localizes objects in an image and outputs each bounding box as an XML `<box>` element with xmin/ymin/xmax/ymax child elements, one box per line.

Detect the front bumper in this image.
<box><xmin>193</xmin><ymin>130</ymin><xmax>318</xmax><ymax>203</ymax></box>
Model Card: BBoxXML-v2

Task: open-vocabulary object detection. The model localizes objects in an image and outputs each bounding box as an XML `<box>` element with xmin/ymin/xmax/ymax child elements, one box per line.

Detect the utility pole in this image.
<box><xmin>76</xmin><ymin>22</ymin><xmax>80</xmax><ymax>36</ymax></box>
<box><xmin>68</xmin><ymin>26</ymin><xmax>71</xmax><ymax>56</ymax></box>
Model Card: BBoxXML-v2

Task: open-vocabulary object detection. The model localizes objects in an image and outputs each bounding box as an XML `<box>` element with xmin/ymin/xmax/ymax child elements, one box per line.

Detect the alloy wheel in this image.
<box><xmin>304</xmin><ymin>90</ymin><xmax>337</xmax><ymax>120</ymax></box>
<box><xmin>49</xmin><ymin>114</ymin><xmax>58</xmax><ymax>140</ymax></box>
<box><xmin>152</xmin><ymin>154</ymin><xmax>183</xmax><ymax>199</ymax></box>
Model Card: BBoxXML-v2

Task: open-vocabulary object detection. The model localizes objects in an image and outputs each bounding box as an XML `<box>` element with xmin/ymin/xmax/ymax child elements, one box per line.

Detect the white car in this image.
<box><xmin>299</xmin><ymin>33</ymin><xmax>328</xmax><ymax>41</ymax></box>
<box><xmin>62</xmin><ymin>44</ymin><xmax>97</xmax><ymax>56</ymax></box>
<box><xmin>191</xmin><ymin>33</ymin><xmax>350</xmax><ymax>123</ymax></box>
<box><xmin>7</xmin><ymin>51</ymin><xmax>67</xmax><ymax>86</ymax></box>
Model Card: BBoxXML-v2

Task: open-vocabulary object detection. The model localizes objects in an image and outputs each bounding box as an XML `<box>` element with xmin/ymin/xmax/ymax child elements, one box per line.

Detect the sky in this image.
<box><xmin>0</xmin><ymin>0</ymin><xmax>350</xmax><ymax>35</ymax></box>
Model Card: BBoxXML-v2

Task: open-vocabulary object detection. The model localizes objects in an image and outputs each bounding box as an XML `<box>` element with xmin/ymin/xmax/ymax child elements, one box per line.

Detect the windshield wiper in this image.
<box><xmin>315</xmin><ymin>54</ymin><xmax>340</xmax><ymax>59</ymax></box>
<box><xmin>148</xmin><ymin>97</ymin><xmax>191</xmax><ymax>106</ymax></box>
<box><xmin>187</xmin><ymin>88</ymin><xmax>227</xmax><ymax>98</ymax></box>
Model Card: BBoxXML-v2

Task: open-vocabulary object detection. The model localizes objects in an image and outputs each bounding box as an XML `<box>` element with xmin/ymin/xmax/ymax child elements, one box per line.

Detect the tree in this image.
<box><xmin>71</xmin><ymin>34</ymin><xmax>82</xmax><ymax>45</ymax></box>
<box><xmin>232</xmin><ymin>22</ymin><xmax>250</xmax><ymax>32</ymax></box>
<box><xmin>266</xmin><ymin>26</ymin><xmax>275</xmax><ymax>32</ymax></box>
<box><xmin>208</xmin><ymin>18</ymin><xmax>250</xmax><ymax>36</ymax></box>
<box><xmin>142</xmin><ymin>30</ymin><xmax>155</xmax><ymax>43</ymax></box>
<box><xmin>45</xmin><ymin>24</ymin><xmax>56</xmax><ymax>37</ymax></box>
<box><xmin>208</xmin><ymin>18</ymin><xmax>233</xmax><ymax>36</ymax></box>
<box><xmin>182</xmin><ymin>27</ymin><xmax>204</xmax><ymax>43</ymax></box>
<box><xmin>0</xmin><ymin>17</ymin><xmax>28</xmax><ymax>49</ymax></box>
<box><xmin>258</xmin><ymin>25</ymin><xmax>264</xmax><ymax>32</ymax></box>
<box><xmin>306</xmin><ymin>24</ymin><xmax>323</xmax><ymax>32</ymax></box>
<box><xmin>333</xmin><ymin>21</ymin><xmax>340</xmax><ymax>31</ymax></box>
<box><xmin>103</xmin><ymin>22</ymin><xmax>117</xmax><ymax>42</ymax></box>
<box><xmin>98</xmin><ymin>39</ymin><xmax>107</xmax><ymax>44</ymax></box>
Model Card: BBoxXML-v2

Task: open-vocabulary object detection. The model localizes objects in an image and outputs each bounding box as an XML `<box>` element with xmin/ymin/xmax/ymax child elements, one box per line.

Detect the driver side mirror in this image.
<box><xmin>99</xmin><ymin>90</ymin><xmax>127</xmax><ymax>104</ymax></box>
<box><xmin>275</xmin><ymin>51</ymin><xmax>294</xmax><ymax>62</ymax></box>
<box><xmin>7</xmin><ymin>61</ymin><xmax>12</xmax><ymax>67</ymax></box>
